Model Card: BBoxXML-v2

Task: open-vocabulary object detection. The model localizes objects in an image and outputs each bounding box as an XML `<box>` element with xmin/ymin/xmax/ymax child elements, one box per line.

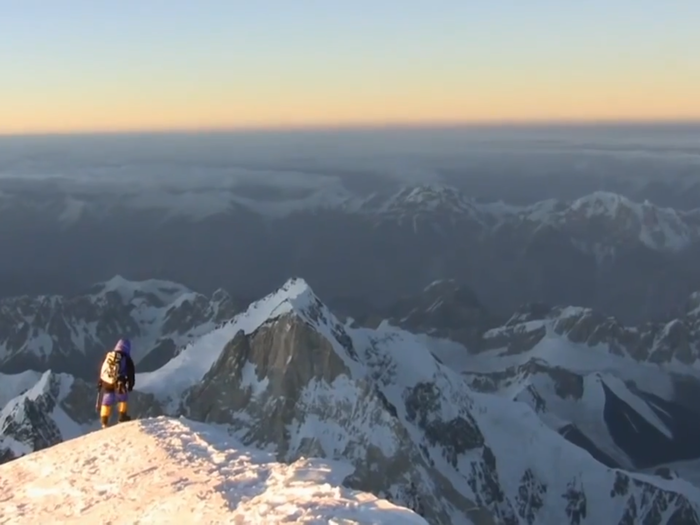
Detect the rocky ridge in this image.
<box><xmin>0</xmin><ymin>275</ymin><xmax>241</xmax><ymax>379</ymax></box>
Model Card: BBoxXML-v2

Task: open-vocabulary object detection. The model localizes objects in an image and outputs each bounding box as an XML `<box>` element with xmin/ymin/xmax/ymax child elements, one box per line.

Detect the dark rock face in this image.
<box><xmin>180</xmin><ymin>297</ymin><xmax>700</xmax><ymax>525</ymax></box>
<box><xmin>382</xmin><ymin>280</ymin><xmax>499</xmax><ymax>350</ymax></box>
<box><xmin>604</xmin><ymin>387</ymin><xmax>700</xmax><ymax>469</ymax></box>
<box><xmin>184</xmin><ymin>314</ymin><xmax>477</xmax><ymax>525</ymax></box>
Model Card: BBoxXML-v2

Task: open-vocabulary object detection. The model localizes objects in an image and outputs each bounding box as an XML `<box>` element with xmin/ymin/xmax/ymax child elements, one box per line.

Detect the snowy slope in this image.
<box><xmin>0</xmin><ymin>417</ymin><xmax>428</xmax><ymax>525</ymax></box>
<box><xmin>443</xmin><ymin>303</ymin><xmax>700</xmax><ymax>471</ymax></box>
<box><xmin>0</xmin><ymin>370</ymin><xmax>43</xmax><ymax>408</ymax></box>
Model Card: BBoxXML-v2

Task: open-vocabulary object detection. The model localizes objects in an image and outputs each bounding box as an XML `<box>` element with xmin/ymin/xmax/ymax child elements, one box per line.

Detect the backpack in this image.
<box><xmin>99</xmin><ymin>350</ymin><xmax>124</xmax><ymax>386</ymax></box>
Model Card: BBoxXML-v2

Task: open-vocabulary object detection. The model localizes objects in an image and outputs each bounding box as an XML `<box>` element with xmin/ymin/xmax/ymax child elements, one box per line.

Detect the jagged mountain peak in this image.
<box><xmin>263</xmin><ymin>277</ymin><xmax>327</xmax><ymax>321</ymax></box>
<box><xmin>137</xmin><ymin>277</ymin><xmax>350</xmax><ymax>410</ymax></box>
<box><xmin>0</xmin><ymin>275</ymin><xmax>241</xmax><ymax>377</ymax></box>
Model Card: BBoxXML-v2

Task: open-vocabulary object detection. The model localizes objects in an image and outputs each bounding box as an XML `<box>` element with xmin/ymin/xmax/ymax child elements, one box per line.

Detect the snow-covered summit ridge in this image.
<box><xmin>137</xmin><ymin>277</ymin><xmax>326</xmax><ymax>400</ymax></box>
<box><xmin>0</xmin><ymin>416</ymin><xmax>428</xmax><ymax>524</ymax></box>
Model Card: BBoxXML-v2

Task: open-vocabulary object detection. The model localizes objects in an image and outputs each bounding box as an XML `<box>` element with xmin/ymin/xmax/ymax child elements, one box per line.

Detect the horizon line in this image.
<box><xmin>2</xmin><ymin>117</ymin><xmax>700</xmax><ymax>139</ymax></box>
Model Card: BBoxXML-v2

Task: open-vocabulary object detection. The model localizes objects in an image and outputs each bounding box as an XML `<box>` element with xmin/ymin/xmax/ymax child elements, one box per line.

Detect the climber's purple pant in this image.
<box><xmin>101</xmin><ymin>390</ymin><xmax>128</xmax><ymax>406</ymax></box>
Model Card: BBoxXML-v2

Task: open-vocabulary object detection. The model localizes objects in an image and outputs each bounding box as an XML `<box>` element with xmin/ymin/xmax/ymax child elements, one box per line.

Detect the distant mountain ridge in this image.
<box><xmin>0</xmin><ymin>275</ymin><xmax>242</xmax><ymax>379</ymax></box>
<box><xmin>386</xmin><ymin>279</ymin><xmax>700</xmax><ymax>472</ymax></box>
<box><xmin>2</xmin><ymin>182</ymin><xmax>700</xmax><ymax>324</ymax></box>
<box><xmin>3</xmin><ymin>181</ymin><xmax>700</xmax><ymax>252</ymax></box>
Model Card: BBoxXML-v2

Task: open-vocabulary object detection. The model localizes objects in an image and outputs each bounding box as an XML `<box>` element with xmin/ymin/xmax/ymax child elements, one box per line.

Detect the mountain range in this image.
<box><xmin>4</xmin><ymin>275</ymin><xmax>700</xmax><ymax>524</ymax></box>
<box><xmin>2</xmin><ymin>182</ymin><xmax>700</xmax><ymax>325</ymax></box>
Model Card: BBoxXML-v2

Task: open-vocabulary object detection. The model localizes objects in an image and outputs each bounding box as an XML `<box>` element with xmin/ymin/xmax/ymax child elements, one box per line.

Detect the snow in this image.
<box><xmin>289</xmin><ymin>375</ymin><xmax>401</xmax><ymax>460</ymax></box>
<box><xmin>469</xmin><ymin>389</ymin><xmax>700</xmax><ymax>524</ymax></box>
<box><xmin>470</xmin><ymin>330</ymin><xmax>677</xmax><ymax>401</ymax></box>
<box><xmin>0</xmin><ymin>370</ymin><xmax>55</xmax><ymax>417</ymax></box>
<box><xmin>646</xmin><ymin>459</ymin><xmax>700</xmax><ymax>489</ymax></box>
<box><xmin>0</xmin><ymin>370</ymin><xmax>42</xmax><ymax>408</ymax></box>
<box><xmin>0</xmin><ymin>371</ymin><xmax>94</xmax><ymax>460</ymax></box>
<box><xmin>239</xmin><ymin>361</ymin><xmax>270</xmax><ymax>398</ymax></box>
<box><xmin>136</xmin><ymin>277</ymin><xmax>316</xmax><ymax>405</ymax></box>
<box><xmin>506</xmin><ymin>371</ymin><xmax>635</xmax><ymax>468</ymax></box>
<box><xmin>415</xmin><ymin>332</ymin><xmax>471</xmax><ymax>369</ymax></box>
<box><xmin>5</xmin><ymin>174</ymin><xmax>700</xmax><ymax>256</ymax></box>
<box><xmin>0</xmin><ymin>274</ymin><xmax>227</xmax><ymax>365</ymax></box>
<box><xmin>0</xmin><ymin>417</ymin><xmax>428</xmax><ymax>524</ymax></box>
<box><xmin>23</xmin><ymin>332</ymin><xmax>54</xmax><ymax>358</ymax></box>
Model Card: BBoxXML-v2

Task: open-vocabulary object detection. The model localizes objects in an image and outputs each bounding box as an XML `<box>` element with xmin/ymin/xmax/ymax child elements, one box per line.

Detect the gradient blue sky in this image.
<box><xmin>2</xmin><ymin>1</ymin><xmax>699</xmax><ymax>134</ymax></box>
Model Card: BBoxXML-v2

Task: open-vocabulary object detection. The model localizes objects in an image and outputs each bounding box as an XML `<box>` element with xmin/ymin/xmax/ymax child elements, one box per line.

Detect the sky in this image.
<box><xmin>1</xmin><ymin>1</ymin><xmax>700</xmax><ymax>135</ymax></box>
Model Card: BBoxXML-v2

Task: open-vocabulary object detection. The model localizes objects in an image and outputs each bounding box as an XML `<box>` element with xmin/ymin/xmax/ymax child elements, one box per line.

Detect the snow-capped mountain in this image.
<box><xmin>382</xmin><ymin>280</ymin><xmax>700</xmax><ymax>472</ymax></box>
<box><xmin>4</xmin><ymin>180</ymin><xmax>700</xmax><ymax>251</ymax></box>
<box><xmin>0</xmin><ymin>417</ymin><xmax>428</xmax><ymax>524</ymax></box>
<box><xmin>0</xmin><ymin>275</ymin><xmax>241</xmax><ymax>378</ymax></box>
<box><xmin>5</xmin><ymin>277</ymin><xmax>700</xmax><ymax>523</ymax></box>
<box><xmin>355</xmin><ymin>185</ymin><xmax>700</xmax><ymax>255</ymax></box>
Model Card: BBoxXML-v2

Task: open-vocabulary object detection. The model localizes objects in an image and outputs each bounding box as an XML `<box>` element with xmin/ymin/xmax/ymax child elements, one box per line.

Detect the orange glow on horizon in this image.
<box><xmin>2</xmin><ymin>70</ymin><xmax>700</xmax><ymax>136</ymax></box>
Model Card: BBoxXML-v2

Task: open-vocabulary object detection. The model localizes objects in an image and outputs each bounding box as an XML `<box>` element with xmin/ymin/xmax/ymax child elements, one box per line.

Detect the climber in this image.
<box><xmin>97</xmin><ymin>338</ymin><xmax>136</xmax><ymax>428</ymax></box>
